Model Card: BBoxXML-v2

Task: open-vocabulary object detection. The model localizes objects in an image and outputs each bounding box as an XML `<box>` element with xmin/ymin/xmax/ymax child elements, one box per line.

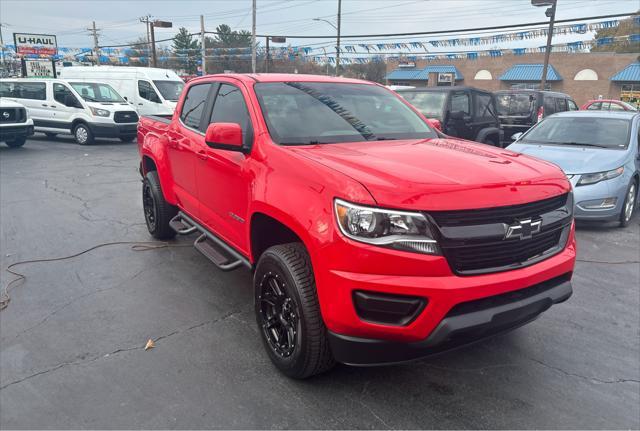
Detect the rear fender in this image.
<box><xmin>141</xmin><ymin>133</ymin><xmax>178</xmax><ymax>204</ymax></box>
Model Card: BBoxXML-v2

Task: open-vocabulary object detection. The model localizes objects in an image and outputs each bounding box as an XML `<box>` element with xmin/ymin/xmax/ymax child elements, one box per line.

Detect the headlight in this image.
<box><xmin>334</xmin><ymin>199</ymin><xmax>440</xmax><ymax>255</ymax></box>
<box><xmin>89</xmin><ymin>107</ymin><xmax>110</xmax><ymax>117</ymax></box>
<box><xmin>577</xmin><ymin>167</ymin><xmax>624</xmax><ymax>186</ymax></box>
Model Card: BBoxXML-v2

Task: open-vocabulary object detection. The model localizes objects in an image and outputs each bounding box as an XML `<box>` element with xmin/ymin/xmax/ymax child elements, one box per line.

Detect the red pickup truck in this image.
<box><xmin>138</xmin><ymin>74</ymin><xmax>576</xmax><ymax>379</ymax></box>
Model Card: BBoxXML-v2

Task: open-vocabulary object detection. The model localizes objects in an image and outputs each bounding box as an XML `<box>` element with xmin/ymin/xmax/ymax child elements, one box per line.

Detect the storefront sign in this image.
<box><xmin>22</xmin><ymin>59</ymin><xmax>56</xmax><ymax>78</ymax></box>
<box><xmin>438</xmin><ymin>72</ymin><xmax>455</xmax><ymax>84</ymax></box>
<box><xmin>13</xmin><ymin>33</ymin><xmax>58</xmax><ymax>56</ymax></box>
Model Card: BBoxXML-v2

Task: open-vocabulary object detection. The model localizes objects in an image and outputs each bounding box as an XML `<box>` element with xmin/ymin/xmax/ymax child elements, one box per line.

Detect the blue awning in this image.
<box><xmin>386</xmin><ymin>65</ymin><xmax>463</xmax><ymax>81</ymax></box>
<box><xmin>610</xmin><ymin>62</ymin><xmax>640</xmax><ymax>82</ymax></box>
<box><xmin>385</xmin><ymin>69</ymin><xmax>422</xmax><ymax>80</ymax></box>
<box><xmin>499</xmin><ymin>64</ymin><xmax>562</xmax><ymax>81</ymax></box>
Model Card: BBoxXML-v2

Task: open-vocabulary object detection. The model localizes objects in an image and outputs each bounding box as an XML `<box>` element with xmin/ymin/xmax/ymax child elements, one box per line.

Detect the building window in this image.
<box><xmin>474</xmin><ymin>70</ymin><xmax>492</xmax><ymax>80</ymax></box>
<box><xmin>573</xmin><ymin>69</ymin><xmax>598</xmax><ymax>80</ymax></box>
<box><xmin>620</xmin><ymin>84</ymin><xmax>640</xmax><ymax>105</ymax></box>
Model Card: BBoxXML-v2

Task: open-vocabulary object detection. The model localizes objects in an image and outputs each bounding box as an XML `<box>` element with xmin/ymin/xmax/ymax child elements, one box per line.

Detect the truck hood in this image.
<box><xmin>290</xmin><ymin>138</ymin><xmax>570</xmax><ymax>211</ymax></box>
<box><xmin>507</xmin><ymin>142</ymin><xmax>629</xmax><ymax>175</ymax></box>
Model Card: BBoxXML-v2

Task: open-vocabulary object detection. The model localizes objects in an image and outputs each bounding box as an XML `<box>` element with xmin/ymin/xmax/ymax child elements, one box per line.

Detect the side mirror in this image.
<box><xmin>205</xmin><ymin>123</ymin><xmax>245</xmax><ymax>152</ymax></box>
<box><xmin>511</xmin><ymin>132</ymin><xmax>523</xmax><ymax>141</ymax></box>
<box><xmin>449</xmin><ymin>110</ymin><xmax>465</xmax><ymax>120</ymax></box>
<box><xmin>426</xmin><ymin>118</ymin><xmax>442</xmax><ymax>131</ymax></box>
<box><xmin>64</xmin><ymin>94</ymin><xmax>81</xmax><ymax>108</ymax></box>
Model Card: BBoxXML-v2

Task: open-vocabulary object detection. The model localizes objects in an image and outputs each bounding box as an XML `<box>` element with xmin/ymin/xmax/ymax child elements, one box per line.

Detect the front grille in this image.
<box><xmin>431</xmin><ymin>193</ymin><xmax>568</xmax><ymax>227</ymax></box>
<box><xmin>431</xmin><ymin>193</ymin><xmax>572</xmax><ymax>275</ymax></box>
<box><xmin>0</xmin><ymin>108</ymin><xmax>26</xmax><ymax>124</ymax></box>
<box><xmin>113</xmin><ymin>111</ymin><xmax>139</xmax><ymax>123</ymax></box>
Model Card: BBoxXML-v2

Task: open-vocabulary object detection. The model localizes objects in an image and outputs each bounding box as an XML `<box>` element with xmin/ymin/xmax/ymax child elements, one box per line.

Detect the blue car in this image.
<box><xmin>508</xmin><ymin>111</ymin><xmax>639</xmax><ymax>226</ymax></box>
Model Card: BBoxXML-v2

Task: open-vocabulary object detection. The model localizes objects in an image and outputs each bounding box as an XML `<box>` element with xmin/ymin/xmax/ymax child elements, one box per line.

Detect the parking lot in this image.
<box><xmin>0</xmin><ymin>136</ymin><xmax>638</xmax><ymax>429</ymax></box>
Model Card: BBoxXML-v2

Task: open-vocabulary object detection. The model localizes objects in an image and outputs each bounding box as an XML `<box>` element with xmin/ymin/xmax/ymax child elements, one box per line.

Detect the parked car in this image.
<box><xmin>0</xmin><ymin>99</ymin><xmax>34</xmax><ymax>148</ymax></box>
<box><xmin>495</xmin><ymin>90</ymin><xmax>578</xmax><ymax>144</ymax></box>
<box><xmin>396</xmin><ymin>86</ymin><xmax>502</xmax><ymax>146</ymax></box>
<box><xmin>508</xmin><ymin>111</ymin><xmax>639</xmax><ymax>226</ymax></box>
<box><xmin>0</xmin><ymin>78</ymin><xmax>138</xmax><ymax>145</ymax></box>
<box><xmin>138</xmin><ymin>74</ymin><xmax>575</xmax><ymax>378</ymax></box>
<box><xmin>581</xmin><ymin>99</ymin><xmax>638</xmax><ymax>112</ymax></box>
<box><xmin>60</xmin><ymin>66</ymin><xmax>184</xmax><ymax>116</ymax></box>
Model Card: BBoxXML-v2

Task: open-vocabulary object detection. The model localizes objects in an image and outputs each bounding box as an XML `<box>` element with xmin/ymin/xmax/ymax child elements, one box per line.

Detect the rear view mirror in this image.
<box><xmin>511</xmin><ymin>132</ymin><xmax>523</xmax><ymax>141</ymax></box>
<box><xmin>205</xmin><ymin>123</ymin><xmax>245</xmax><ymax>152</ymax></box>
<box><xmin>64</xmin><ymin>94</ymin><xmax>81</xmax><ymax>108</ymax></box>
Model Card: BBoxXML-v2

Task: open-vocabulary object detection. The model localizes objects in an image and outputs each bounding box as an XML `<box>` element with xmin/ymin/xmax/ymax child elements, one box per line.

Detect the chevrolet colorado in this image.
<box><xmin>138</xmin><ymin>74</ymin><xmax>576</xmax><ymax>379</ymax></box>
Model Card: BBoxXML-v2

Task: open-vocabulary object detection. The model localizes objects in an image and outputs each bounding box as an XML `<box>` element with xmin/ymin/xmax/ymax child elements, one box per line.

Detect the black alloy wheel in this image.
<box><xmin>142</xmin><ymin>181</ymin><xmax>157</xmax><ymax>232</ymax></box>
<box><xmin>259</xmin><ymin>271</ymin><xmax>300</xmax><ymax>358</ymax></box>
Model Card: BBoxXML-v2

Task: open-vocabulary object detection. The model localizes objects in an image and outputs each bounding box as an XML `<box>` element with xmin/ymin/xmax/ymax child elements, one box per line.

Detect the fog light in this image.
<box><xmin>579</xmin><ymin>197</ymin><xmax>617</xmax><ymax>210</ymax></box>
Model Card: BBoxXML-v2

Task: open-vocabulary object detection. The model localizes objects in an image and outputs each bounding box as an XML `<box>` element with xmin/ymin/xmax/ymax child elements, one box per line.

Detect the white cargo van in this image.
<box><xmin>60</xmin><ymin>66</ymin><xmax>184</xmax><ymax>116</ymax></box>
<box><xmin>0</xmin><ymin>78</ymin><xmax>139</xmax><ymax>145</ymax></box>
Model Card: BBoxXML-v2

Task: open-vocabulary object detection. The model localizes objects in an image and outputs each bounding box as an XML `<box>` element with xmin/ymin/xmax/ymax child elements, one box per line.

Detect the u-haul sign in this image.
<box><xmin>13</xmin><ymin>33</ymin><xmax>58</xmax><ymax>57</ymax></box>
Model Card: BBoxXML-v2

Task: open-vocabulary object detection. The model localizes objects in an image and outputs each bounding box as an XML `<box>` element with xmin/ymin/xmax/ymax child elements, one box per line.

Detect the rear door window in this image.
<box><xmin>180</xmin><ymin>83</ymin><xmax>211</xmax><ymax>130</ymax></box>
<box><xmin>473</xmin><ymin>92</ymin><xmax>494</xmax><ymax>121</ymax></box>
<box><xmin>555</xmin><ymin>98</ymin><xmax>567</xmax><ymax>112</ymax></box>
<box><xmin>450</xmin><ymin>92</ymin><xmax>470</xmax><ymax>115</ymax></box>
<box><xmin>587</xmin><ymin>102</ymin><xmax>602</xmax><ymax>110</ymax></box>
<box><xmin>567</xmin><ymin>100</ymin><xmax>578</xmax><ymax>111</ymax></box>
<box><xmin>543</xmin><ymin>97</ymin><xmax>556</xmax><ymax>116</ymax></box>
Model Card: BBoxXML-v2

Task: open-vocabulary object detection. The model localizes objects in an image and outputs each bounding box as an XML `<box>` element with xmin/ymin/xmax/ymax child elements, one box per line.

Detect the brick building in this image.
<box><xmin>385</xmin><ymin>52</ymin><xmax>640</xmax><ymax>106</ymax></box>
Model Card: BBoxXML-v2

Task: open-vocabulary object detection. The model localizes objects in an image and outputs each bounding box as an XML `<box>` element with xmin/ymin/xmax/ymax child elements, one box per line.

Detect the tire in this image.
<box><xmin>619</xmin><ymin>179</ymin><xmax>637</xmax><ymax>227</ymax></box>
<box><xmin>142</xmin><ymin>170</ymin><xmax>177</xmax><ymax>239</ymax></box>
<box><xmin>73</xmin><ymin>123</ymin><xmax>94</xmax><ymax>145</ymax></box>
<box><xmin>483</xmin><ymin>136</ymin><xmax>499</xmax><ymax>147</ymax></box>
<box><xmin>254</xmin><ymin>243</ymin><xmax>335</xmax><ymax>379</ymax></box>
<box><xmin>120</xmin><ymin>135</ymin><xmax>136</xmax><ymax>143</ymax></box>
<box><xmin>44</xmin><ymin>132</ymin><xmax>57</xmax><ymax>139</ymax></box>
<box><xmin>5</xmin><ymin>137</ymin><xmax>26</xmax><ymax>148</ymax></box>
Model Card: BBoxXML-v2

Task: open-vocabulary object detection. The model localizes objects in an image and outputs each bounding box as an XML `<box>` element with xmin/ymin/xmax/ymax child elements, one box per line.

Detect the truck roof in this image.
<box><xmin>190</xmin><ymin>73</ymin><xmax>376</xmax><ymax>85</ymax></box>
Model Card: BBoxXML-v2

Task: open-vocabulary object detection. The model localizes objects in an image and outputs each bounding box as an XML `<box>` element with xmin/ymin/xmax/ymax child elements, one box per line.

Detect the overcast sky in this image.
<box><xmin>0</xmin><ymin>0</ymin><xmax>636</xmax><ymax>56</ymax></box>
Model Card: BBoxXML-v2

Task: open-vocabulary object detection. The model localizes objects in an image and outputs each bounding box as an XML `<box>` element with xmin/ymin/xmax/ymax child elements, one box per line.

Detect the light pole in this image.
<box><xmin>314</xmin><ymin>13</ymin><xmax>341</xmax><ymax>76</ymax></box>
<box><xmin>532</xmin><ymin>0</ymin><xmax>557</xmax><ymax>90</ymax></box>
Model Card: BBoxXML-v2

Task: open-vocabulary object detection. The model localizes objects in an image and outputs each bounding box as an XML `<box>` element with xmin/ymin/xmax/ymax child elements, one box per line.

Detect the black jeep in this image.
<box><xmin>397</xmin><ymin>86</ymin><xmax>503</xmax><ymax>146</ymax></box>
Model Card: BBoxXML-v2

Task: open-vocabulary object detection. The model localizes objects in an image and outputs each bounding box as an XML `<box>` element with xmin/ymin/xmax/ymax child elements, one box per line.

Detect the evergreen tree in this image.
<box><xmin>172</xmin><ymin>27</ymin><xmax>200</xmax><ymax>74</ymax></box>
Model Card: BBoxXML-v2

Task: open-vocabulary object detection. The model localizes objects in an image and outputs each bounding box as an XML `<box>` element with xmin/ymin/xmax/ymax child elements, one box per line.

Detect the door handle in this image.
<box><xmin>197</xmin><ymin>150</ymin><xmax>208</xmax><ymax>161</ymax></box>
<box><xmin>50</xmin><ymin>105</ymin><xmax>57</xmax><ymax>108</ymax></box>
<box><xmin>138</xmin><ymin>103</ymin><xmax>144</xmax><ymax>106</ymax></box>
<box><xmin>41</xmin><ymin>104</ymin><xmax>48</xmax><ymax>107</ymax></box>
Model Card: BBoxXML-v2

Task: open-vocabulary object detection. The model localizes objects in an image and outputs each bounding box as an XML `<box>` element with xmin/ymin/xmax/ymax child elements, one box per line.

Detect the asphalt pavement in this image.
<box><xmin>1</xmin><ymin>136</ymin><xmax>638</xmax><ymax>429</ymax></box>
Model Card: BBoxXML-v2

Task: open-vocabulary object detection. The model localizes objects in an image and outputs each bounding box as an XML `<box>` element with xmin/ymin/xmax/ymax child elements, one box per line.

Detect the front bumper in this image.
<box><xmin>87</xmin><ymin>122</ymin><xmax>138</xmax><ymax>139</ymax></box>
<box><xmin>0</xmin><ymin>124</ymin><xmax>34</xmax><ymax>141</ymax></box>
<box><xmin>329</xmin><ymin>274</ymin><xmax>572</xmax><ymax>365</ymax></box>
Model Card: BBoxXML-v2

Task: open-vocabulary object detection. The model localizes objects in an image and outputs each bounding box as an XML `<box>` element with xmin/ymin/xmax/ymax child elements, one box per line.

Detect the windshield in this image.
<box><xmin>496</xmin><ymin>93</ymin><xmax>535</xmax><ymax>116</ymax></box>
<box><xmin>521</xmin><ymin>116</ymin><xmax>631</xmax><ymax>149</ymax></box>
<box><xmin>399</xmin><ymin>91</ymin><xmax>447</xmax><ymax>120</ymax></box>
<box><xmin>69</xmin><ymin>82</ymin><xmax>124</xmax><ymax>103</ymax></box>
<box><xmin>153</xmin><ymin>80</ymin><xmax>184</xmax><ymax>101</ymax></box>
<box><xmin>254</xmin><ymin>82</ymin><xmax>436</xmax><ymax>145</ymax></box>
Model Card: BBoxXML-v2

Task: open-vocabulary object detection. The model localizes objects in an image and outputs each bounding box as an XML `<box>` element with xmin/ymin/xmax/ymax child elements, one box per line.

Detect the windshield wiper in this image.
<box><xmin>549</xmin><ymin>141</ymin><xmax>608</xmax><ymax>148</ymax></box>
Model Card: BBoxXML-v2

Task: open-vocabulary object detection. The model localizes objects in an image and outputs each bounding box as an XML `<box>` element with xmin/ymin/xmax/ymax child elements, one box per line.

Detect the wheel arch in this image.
<box><xmin>476</xmin><ymin>126</ymin><xmax>501</xmax><ymax>145</ymax></box>
<box><xmin>249</xmin><ymin>208</ymin><xmax>314</xmax><ymax>265</ymax></box>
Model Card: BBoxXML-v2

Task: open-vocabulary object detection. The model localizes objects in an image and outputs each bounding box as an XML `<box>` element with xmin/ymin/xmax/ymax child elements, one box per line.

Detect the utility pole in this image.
<box><xmin>336</xmin><ymin>0</ymin><xmax>342</xmax><ymax>76</ymax></box>
<box><xmin>200</xmin><ymin>15</ymin><xmax>206</xmax><ymax>75</ymax></box>
<box><xmin>88</xmin><ymin>21</ymin><xmax>100</xmax><ymax>66</ymax></box>
<box><xmin>0</xmin><ymin>23</ymin><xmax>6</xmax><ymax>70</ymax></box>
<box><xmin>251</xmin><ymin>0</ymin><xmax>257</xmax><ymax>73</ymax></box>
<box><xmin>265</xmin><ymin>36</ymin><xmax>270</xmax><ymax>73</ymax></box>
<box><xmin>140</xmin><ymin>15</ymin><xmax>152</xmax><ymax>68</ymax></box>
<box><xmin>539</xmin><ymin>0</ymin><xmax>557</xmax><ymax>90</ymax></box>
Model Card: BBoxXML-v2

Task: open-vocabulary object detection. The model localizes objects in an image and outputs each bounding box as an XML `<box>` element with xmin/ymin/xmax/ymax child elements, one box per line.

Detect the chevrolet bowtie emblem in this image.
<box><xmin>505</xmin><ymin>218</ymin><xmax>542</xmax><ymax>240</ymax></box>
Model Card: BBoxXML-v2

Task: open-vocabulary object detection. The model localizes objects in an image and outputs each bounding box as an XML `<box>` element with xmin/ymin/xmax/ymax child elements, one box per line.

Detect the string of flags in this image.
<box><xmin>0</xmin><ymin>17</ymin><xmax>636</xmax><ymax>65</ymax></box>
